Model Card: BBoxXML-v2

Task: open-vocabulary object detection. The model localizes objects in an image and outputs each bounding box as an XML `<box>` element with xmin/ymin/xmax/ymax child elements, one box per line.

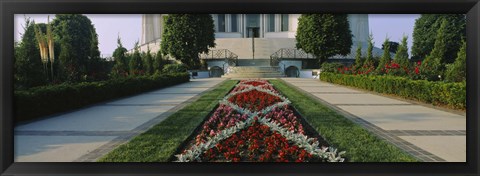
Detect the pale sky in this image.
<box><xmin>14</xmin><ymin>14</ymin><xmax>420</xmax><ymax>57</ymax></box>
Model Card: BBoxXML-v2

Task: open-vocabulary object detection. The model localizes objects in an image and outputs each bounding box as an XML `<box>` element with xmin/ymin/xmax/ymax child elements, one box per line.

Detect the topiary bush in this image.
<box><xmin>320</xmin><ymin>72</ymin><xmax>465</xmax><ymax>110</ymax></box>
<box><xmin>15</xmin><ymin>73</ymin><xmax>190</xmax><ymax>123</ymax></box>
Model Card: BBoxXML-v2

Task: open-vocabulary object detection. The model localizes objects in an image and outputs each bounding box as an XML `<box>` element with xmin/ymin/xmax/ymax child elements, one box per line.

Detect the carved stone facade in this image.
<box><xmin>141</xmin><ymin>14</ymin><xmax>369</xmax><ymax>45</ymax></box>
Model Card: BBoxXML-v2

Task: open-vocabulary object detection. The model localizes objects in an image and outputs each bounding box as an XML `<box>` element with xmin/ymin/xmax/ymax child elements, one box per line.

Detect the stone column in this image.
<box><xmin>348</xmin><ymin>14</ymin><xmax>369</xmax><ymax>43</ymax></box>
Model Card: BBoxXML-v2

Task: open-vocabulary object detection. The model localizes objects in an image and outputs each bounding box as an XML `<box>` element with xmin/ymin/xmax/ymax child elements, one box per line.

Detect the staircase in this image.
<box><xmin>213</xmin><ymin>38</ymin><xmax>296</xmax><ymax>59</ymax></box>
<box><xmin>222</xmin><ymin>63</ymin><xmax>284</xmax><ymax>78</ymax></box>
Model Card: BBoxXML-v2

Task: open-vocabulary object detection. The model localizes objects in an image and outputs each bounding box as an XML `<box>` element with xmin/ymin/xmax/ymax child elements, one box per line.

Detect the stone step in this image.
<box><xmin>236</xmin><ymin>59</ymin><xmax>271</xmax><ymax>66</ymax></box>
<box><xmin>225</xmin><ymin>73</ymin><xmax>284</xmax><ymax>77</ymax></box>
<box><xmin>223</xmin><ymin>65</ymin><xmax>284</xmax><ymax>78</ymax></box>
<box><xmin>222</xmin><ymin>74</ymin><xmax>284</xmax><ymax>78</ymax></box>
<box><xmin>229</xmin><ymin>67</ymin><xmax>280</xmax><ymax>72</ymax></box>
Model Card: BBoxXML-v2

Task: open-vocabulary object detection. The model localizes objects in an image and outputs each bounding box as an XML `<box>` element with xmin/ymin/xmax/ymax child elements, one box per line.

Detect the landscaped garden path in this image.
<box><xmin>281</xmin><ymin>78</ymin><xmax>466</xmax><ymax>162</ymax></box>
<box><xmin>14</xmin><ymin>78</ymin><xmax>226</xmax><ymax>162</ymax></box>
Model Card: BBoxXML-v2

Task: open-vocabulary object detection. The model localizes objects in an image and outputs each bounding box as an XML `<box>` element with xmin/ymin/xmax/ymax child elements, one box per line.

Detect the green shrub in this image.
<box><xmin>14</xmin><ymin>73</ymin><xmax>190</xmax><ymax>123</ymax></box>
<box><xmin>321</xmin><ymin>62</ymin><xmax>344</xmax><ymax>73</ymax></box>
<box><xmin>320</xmin><ymin>72</ymin><xmax>466</xmax><ymax>110</ymax></box>
<box><xmin>445</xmin><ymin>40</ymin><xmax>466</xmax><ymax>82</ymax></box>
<box><xmin>162</xmin><ymin>63</ymin><xmax>188</xmax><ymax>73</ymax></box>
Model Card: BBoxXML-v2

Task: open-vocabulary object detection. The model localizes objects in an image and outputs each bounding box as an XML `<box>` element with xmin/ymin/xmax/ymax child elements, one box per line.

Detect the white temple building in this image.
<box><xmin>138</xmin><ymin>14</ymin><xmax>385</xmax><ymax>78</ymax></box>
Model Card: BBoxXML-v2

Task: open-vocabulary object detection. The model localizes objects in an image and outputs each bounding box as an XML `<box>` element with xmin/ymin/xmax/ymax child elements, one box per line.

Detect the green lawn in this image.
<box><xmin>269</xmin><ymin>79</ymin><xmax>418</xmax><ymax>162</ymax></box>
<box><xmin>98</xmin><ymin>80</ymin><xmax>238</xmax><ymax>162</ymax></box>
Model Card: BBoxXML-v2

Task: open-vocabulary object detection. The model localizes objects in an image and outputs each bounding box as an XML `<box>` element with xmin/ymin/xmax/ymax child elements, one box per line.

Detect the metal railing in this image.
<box><xmin>270</xmin><ymin>48</ymin><xmax>316</xmax><ymax>66</ymax></box>
<box><xmin>199</xmin><ymin>49</ymin><xmax>238</xmax><ymax>66</ymax></box>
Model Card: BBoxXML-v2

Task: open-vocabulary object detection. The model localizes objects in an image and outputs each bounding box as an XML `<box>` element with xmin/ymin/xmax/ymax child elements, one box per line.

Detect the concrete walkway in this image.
<box><xmin>281</xmin><ymin>78</ymin><xmax>466</xmax><ymax>162</ymax></box>
<box><xmin>14</xmin><ymin>78</ymin><xmax>225</xmax><ymax>162</ymax></box>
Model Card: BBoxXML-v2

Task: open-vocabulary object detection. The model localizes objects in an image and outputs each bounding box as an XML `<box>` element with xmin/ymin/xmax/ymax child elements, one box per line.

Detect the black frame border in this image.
<box><xmin>1</xmin><ymin>0</ymin><xmax>479</xmax><ymax>175</ymax></box>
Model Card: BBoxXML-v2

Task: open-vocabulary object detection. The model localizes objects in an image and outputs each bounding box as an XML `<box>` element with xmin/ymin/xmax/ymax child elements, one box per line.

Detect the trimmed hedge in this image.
<box><xmin>320</xmin><ymin>72</ymin><xmax>466</xmax><ymax>110</ymax></box>
<box><xmin>15</xmin><ymin>73</ymin><xmax>190</xmax><ymax>123</ymax></box>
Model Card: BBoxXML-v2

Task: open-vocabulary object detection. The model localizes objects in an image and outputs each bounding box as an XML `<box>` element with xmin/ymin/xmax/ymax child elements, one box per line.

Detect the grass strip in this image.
<box><xmin>269</xmin><ymin>79</ymin><xmax>418</xmax><ymax>162</ymax></box>
<box><xmin>98</xmin><ymin>80</ymin><xmax>238</xmax><ymax>162</ymax></box>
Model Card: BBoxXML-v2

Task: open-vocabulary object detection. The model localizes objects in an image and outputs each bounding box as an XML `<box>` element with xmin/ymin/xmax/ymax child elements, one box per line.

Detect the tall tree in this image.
<box><xmin>153</xmin><ymin>49</ymin><xmax>165</xmax><ymax>73</ymax></box>
<box><xmin>363</xmin><ymin>34</ymin><xmax>375</xmax><ymax>67</ymax></box>
<box><xmin>382</xmin><ymin>41</ymin><xmax>399</xmax><ymax>54</ymax></box>
<box><xmin>354</xmin><ymin>42</ymin><xmax>363</xmax><ymax>69</ymax></box>
<box><xmin>87</xmin><ymin>28</ymin><xmax>105</xmax><ymax>80</ymax></box>
<box><xmin>411</xmin><ymin>14</ymin><xmax>466</xmax><ymax>63</ymax></box>
<box><xmin>58</xmin><ymin>26</ymin><xmax>79</xmax><ymax>82</ymax></box>
<box><xmin>161</xmin><ymin>14</ymin><xmax>215</xmax><ymax>69</ymax></box>
<box><xmin>296</xmin><ymin>14</ymin><xmax>353</xmax><ymax>66</ymax></box>
<box><xmin>111</xmin><ymin>36</ymin><xmax>129</xmax><ymax>77</ymax></box>
<box><xmin>143</xmin><ymin>47</ymin><xmax>154</xmax><ymax>75</ymax></box>
<box><xmin>129</xmin><ymin>41</ymin><xmax>143</xmax><ymax>75</ymax></box>
<box><xmin>394</xmin><ymin>35</ymin><xmax>409</xmax><ymax>68</ymax></box>
<box><xmin>14</xmin><ymin>18</ymin><xmax>47</xmax><ymax>88</ymax></box>
<box><xmin>377</xmin><ymin>37</ymin><xmax>391</xmax><ymax>72</ymax></box>
<box><xmin>445</xmin><ymin>40</ymin><xmax>466</xmax><ymax>82</ymax></box>
<box><xmin>51</xmin><ymin>14</ymin><xmax>100</xmax><ymax>81</ymax></box>
<box><xmin>422</xmin><ymin>19</ymin><xmax>448</xmax><ymax>79</ymax></box>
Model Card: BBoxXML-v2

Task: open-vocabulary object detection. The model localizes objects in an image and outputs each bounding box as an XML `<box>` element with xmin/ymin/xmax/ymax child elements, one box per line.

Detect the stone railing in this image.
<box><xmin>199</xmin><ymin>49</ymin><xmax>238</xmax><ymax>66</ymax></box>
<box><xmin>270</xmin><ymin>48</ymin><xmax>316</xmax><ymax>66</ymax></box>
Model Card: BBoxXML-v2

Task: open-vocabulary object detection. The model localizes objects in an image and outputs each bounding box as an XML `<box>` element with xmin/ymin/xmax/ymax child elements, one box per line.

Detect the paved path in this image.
<box><xmin>281</xmin><ymin>78</ymin><xmax>466</xmax><ymax>162</ymax></box>
<box><xmin>14</xmin><ymin>78</ymin><xmax>226</xmax><ymax>162</ymax></box>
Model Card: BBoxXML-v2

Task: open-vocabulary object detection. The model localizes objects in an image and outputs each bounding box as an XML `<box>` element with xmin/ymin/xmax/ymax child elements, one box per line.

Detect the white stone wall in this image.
<box><xmin>348</xmin><ymin>14</ymin><xmax>369</xmax><ymax>43</ymax></box>
<box><xmin>206</xmin><ymin>60</ymin><xmax>229</xmax><ymax>72</ymax></box>
<box><xmin>138</xmin><ymin>14</ymin><xmax>376</xmax><ymax>60</ymax></box>
<box><xmin>142</xmin><ymin>14</ymin><xmax>367</xmax><ymax>42</ymax></box>
<box><xmin>279</xmin><ymin>60</ymin><xmax>302</xmax><ymax>74</ymax></box>
<box><xmin>141</xmin><ymin>14</ymin><xmax>164</xmax><ymax>45</ymax></box>
<box><xmin>299</xmin><ymin>69</ymin><xmax>320</xmax><ymax>78</ymax></box>
<box><xmin>189</xmin><ymin>71</ymin><xmax>210</xmax><ymax>79</ymax></box>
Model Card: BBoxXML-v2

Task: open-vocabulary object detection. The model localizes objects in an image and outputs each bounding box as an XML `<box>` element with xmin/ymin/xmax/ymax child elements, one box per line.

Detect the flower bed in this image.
<box><xmin>175</xmin><ymin>80</ymin><xmax>345</xmax><ymax>162</ymax></box>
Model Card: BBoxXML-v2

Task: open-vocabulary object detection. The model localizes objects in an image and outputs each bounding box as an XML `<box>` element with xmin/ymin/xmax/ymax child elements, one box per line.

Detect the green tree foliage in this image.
<box><xmin>354</xmin><ymin>42</ymin><xmax>364</xmax><ymax>69</ymax></box>
<box><xmin>153</xmin><ymin>49</ymin><xmax>165</xmax><ymax>73</ymax></box>
<box><xmin>161</xmin><ymin>14</ymin><xmax>215</xmax><ymax>69</ymax></box>
<box><xmin>86</xmin><ymin>28</ymin><xmax>108</xmax><ymax>80</ymax></box>
<box><xmin>143</xmin><ymin>47</ymin><xmax>154</xmax><ymax>75</ymax></box>
<box><xmin>57</xmin><ymin>25</ymin><xmax>79</xmax><ymax>82</ymax></box>
<box><xmin>428</xmin><ymin>20</ymin><xmax>448</xmax><ymax>64</ymax></box>
<box><xmin>394</xmin><ymin>35</ymin><xmax>409</xmax><ymax>68</ymax></box>
<box><xmin>382</xmin><ymin>41</ymin><xmax>399</xmax><ymax>54</ymax></box>
<box><xmin>111</xmin><ymin>37</ymin><xmax>129</xmax><ymax>77</ymax></box>
<box><xmin>321</xmin><ymin>62</ymin><xmax>344</xmax><ymax>73</ymax></box>
<box><xmin>162</xmin><ymin>63</ymin><xmax>188</xmax><ymax>73</ymax></box>
<box><xmin>445</xmin><ymin>40</ymin><xmax>466</xmax><ymax>82</ymax></box>
<box><xmin>377</xmin><ymin>37</ymin><xmax>391</xmax><ymax>72</ymax></box>
<box><xmin>420</xmin><ymin>20</ymin><xmax>447</xmax><ymax>81</ymax></box>
<box><xmin>129</xmin><ymin>42</ymin><xmax>144</xmax><ymax>75</ymax></box>
<box><xmin>51</xmin><ymin>14</ymin><xmax>101</xmax><ymax>81</ymax></box>
<box><xmin>412</xmin><ymin>14</ymin><xmax>466</xmax><ymax>63</ymax></box>
<box><xmin>14</xmin><ymin>18</ymin><xmax>47</xmax><ymax>89</ymax></box>
<box><xmin>296</xmin><ymin>14</ymin><xmax>353</xmax><ymax>65</ymax></box>
<box><xmin>363</xmin><ymin>34</ymin><xmax>375</xmax><ymax>67</ymax></box>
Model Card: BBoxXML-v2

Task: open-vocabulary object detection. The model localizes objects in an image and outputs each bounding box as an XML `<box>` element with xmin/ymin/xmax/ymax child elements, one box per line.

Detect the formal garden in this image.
<box><xmin>98</xmin><ymin>79</ymin><xmax>417</xmax><ymax>162</ymax></box>
<box><xmin>14</xmin><ymin>14</ymin><xmax>465</xmax><ymax>162</ymax></box>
